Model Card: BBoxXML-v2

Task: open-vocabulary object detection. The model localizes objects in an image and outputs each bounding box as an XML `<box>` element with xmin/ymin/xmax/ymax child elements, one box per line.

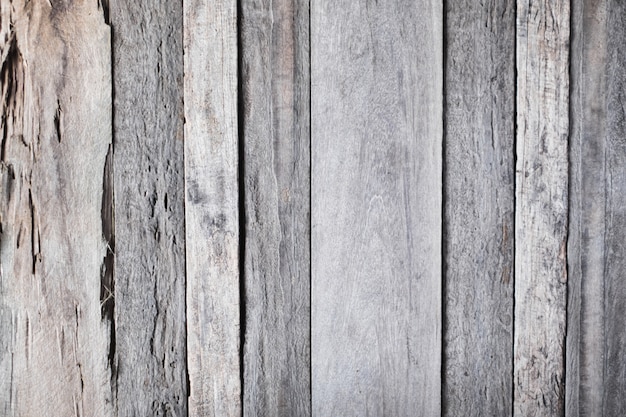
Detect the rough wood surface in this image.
<box><xmin>514</xmin><ymin>1</ymin><xmax>569</xmax><ymax>415</ymax></box>
<box><xmin>240</xmin><ymin>0</ymin><xmax>311</xmax><ymax>415</ymax></box>
<box><xmin>443</xmin><ymin>1</ymin><xmax>515</xmax><ymax>415</ymax></box>
<box><xmin>567</xmin><ymin>1</ymin><xmax>626</xmax><ymax>415</ymax></box>
<box><xmin>183</xmin><ymin>1</ymin><xmax>240</xmax><ymax>415</ymax></box>
<box><xmin>110</xmin><ymin>1</ymin><xmax>187</xmax><ymax>415</ymax></box>
<box><xmin>311</xmin><ymin>1</ymin><xmax>442</xmax><ymax>415</ymax></box>
<box><xmin>0</xmin><ymin>1</ymin><xmax>113</xmax><ymax>415</ymax></box>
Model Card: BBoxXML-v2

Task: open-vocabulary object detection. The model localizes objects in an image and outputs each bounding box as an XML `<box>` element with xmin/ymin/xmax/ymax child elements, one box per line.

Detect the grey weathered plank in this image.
<box><xmin>240</xmin><ymin>0</ymin><xmax>311</xmax><ymax>415</ymax></box>
<box><xmin>514</xmin><ymin>1</ymin><xmax>569</xmax><ymax>415</ymax></box>
<box><xmin>567</xmin><ymin>1</ymin><xmax>626</xmax><ymax>415</ymax></box>
<box><xmin>311</xmin><ymin>1</ymin><xmax>442</xmax><ymax>415</ymax></box>
<box><xmin>443</xmin><ymin>0</ymin><xmax>515</xmax><ymax>415</ymax></box>
<box><xmin>0</xmin><ymin>1</ymin><xmax>113</xmax><ymax>416</ymax></box>
<box><xmin>110</xmin><ymin>1</ymin><xmax>187</xmax><ymax>415</ymax></box>
<box><xmin>183</xmin><ymin>0</ymin><xmax>240</xmax><ymax>415</ymax></box>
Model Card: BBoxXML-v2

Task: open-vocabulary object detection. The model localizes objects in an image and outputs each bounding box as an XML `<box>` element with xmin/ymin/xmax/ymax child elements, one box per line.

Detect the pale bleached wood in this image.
<box><xmin>240</xmin><ymin>0</ymin><xmax>311</xmax><ymax>415</ymax></box>
<box><xmin>443</xmin><ymin>0</ymin><xmax>515</xmax><ymax>415</ymax></box>
<box><xmin>567</xmin><ymin>1</ymin><xmax>626</xmax><ymax>415</ymax></box>
<box><xmin>0</xmin><ymin>1</ymin><xmax>113</xmax><ymax>416</ymax></box>
<box><xmin>311</xmin><ymin>1</ymin><xmax>442</xmax><ymax>415</ymax></box>
<box><xmin>514</xmin><ymin>1</ymin><xmax>569</xmax><ymax>415</ymax></box>
<box><xmin>110</xmin><ymin>1</ymin><xmax>187</xmax><ymax>415</ymax></box>
<box><xmin>184</xmin><ymin>0</ymin><xmax>240</xmax><ymax>415</ymax></box>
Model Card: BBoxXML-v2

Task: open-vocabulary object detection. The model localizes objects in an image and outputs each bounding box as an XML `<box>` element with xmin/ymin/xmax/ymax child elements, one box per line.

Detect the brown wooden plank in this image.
<box><xmin>240</xmin><ymin>0</ymin><xmax>311</xmax><ymax>415</ymax></box>
<box><xmin>183</xmin><ymin>0</ymin><xmax>241</xmax><ymax>415</ymax></box>
<box><xmin>514</xmin><ymin>0</ymin><xmax>569</xmax><ymax>415</ymax></box>
<box><xmin>567</xmin><ymin>1</ymin><xmax>626</xmax><ymax>415</ymax></box>
<box><xmin>0</xmin><ymin>1</ymin><xmax>113</xmax><ymax>415</ymax></box>
<box><xmin>109</xmin><ymin>1</ymin><xmax>187</xmax><ymax>415</ymax></box>
<box><xmin>443</xmin><ymin>0</ymin><xmax>515</xmax><ymax>415</ymax></box>
<box><xmin>311</xmin><ymin>0</ymin><xmax>442</xmax><ymax>415</ymax></box>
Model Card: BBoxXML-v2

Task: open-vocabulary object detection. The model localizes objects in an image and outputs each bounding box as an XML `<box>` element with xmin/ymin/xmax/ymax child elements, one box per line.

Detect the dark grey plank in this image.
<box><xmin>311</xmin><ymin>1</ymin><xmax>442</xmax><ymax>415</ymax></box>
<box><xmin>240</xmin><ymin>0</ymin><xmax>311</xmax><ymax>415</ymax></box>
<box><xmin>0</xmin><ymin>1</ymin><xmax>113</xmax><ymax>415</ymax></box>
<box><xmin>567</xmin><ymin>1</ymin><xmax>626</xmax><ymax>415</ymax></box>
<box><xmin>110</xmin><ymin>2</ymin><xmax>187</xmax><ymax>415</ymax></box>
<box><xmin>184</xmin><ymin>1</ymin><xmax>241</xmax><ymax>415</ymax></box>
<box><xmin>514</xmin><ymin>1</ymin><xmax>569</xmax><ymax>415</ymax></box>
<box><xmin>443</xmin><ymin>1</ymin><xmax>515</xmax><ymax>415</ymax></box>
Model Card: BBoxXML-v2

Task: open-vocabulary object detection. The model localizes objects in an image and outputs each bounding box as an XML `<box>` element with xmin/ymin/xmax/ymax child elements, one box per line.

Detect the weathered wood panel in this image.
<box><xmin>311</xmin><ymin>0</ymin><xmax>442</xmax><ymax>415</ymax></box>
<box><xmin>240</xmin><ymin>0</ymin><xmax>311</xmax><ymax>415</ymax></box>
<box><xmin>110</xmin><ymin>1</ymin><xmax>187</xmax><ymax>415</ymax></box>
<box><xmin>567</xmin><ymin>0</ymin><xmax>626</xmax><ymax>415</ymax></box>
<box><xmin>0</xmin><ymin>1</ymin><xmax>113</xmax><ymax>415</ymax></box>
<box><xmin>443</xmin><ymin>0</ymin><xmax>515</xmax><ymax>415</ymax></box>
<box><xmin>183</xmin><ymin>0</ymin><xmax>240</xmax><ymax>415</ymax></box>
<box><xmin>514</xmin><ymin>1</ymin><xmax>569</xmax><ymax>415</ymax></box>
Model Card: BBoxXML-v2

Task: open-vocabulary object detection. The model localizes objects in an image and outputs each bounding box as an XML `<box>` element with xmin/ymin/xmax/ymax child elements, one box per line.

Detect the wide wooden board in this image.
<box><xmin>312</xmin><ymin>0</ymin><xmax>442</xmax><ymax>415</ymax></box>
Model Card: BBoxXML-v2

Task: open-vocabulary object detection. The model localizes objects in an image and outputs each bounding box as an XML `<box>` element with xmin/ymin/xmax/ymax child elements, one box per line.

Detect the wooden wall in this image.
<box><xmin>0</xmin><ymin>0</ymin><xmax>624</xmax><ymax>416</ymax></box>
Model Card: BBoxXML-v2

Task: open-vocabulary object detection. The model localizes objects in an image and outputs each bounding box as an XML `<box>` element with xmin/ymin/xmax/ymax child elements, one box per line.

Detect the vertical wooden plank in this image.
<box><xmin>514</xmin><ymin>1</ymin><xmax>569</xmax><ymax>415</ymax></box>
<box><xmin>240</xmin><ymin>0</ymin><xmax>311</xmax><ymax>415</ymax></box>
<box><xmin>443</xmin><ymin>0</ymin><xmax>515</xmax><ymax>415</ymax></box>
<box><xmin>311</xmin><ymin>0</ymin><xmax>442</xmax><ymax>415</ymax></box>
<box><xmin>567</xmin><ymin>0</ymin><xmax>626</xmax><ymax>415</ymax></box>
<box><xmin>567</xmin><ymin>0</ymin><xmax>607</xmax><ymax>415</ymax></box>
<box><xmin>0</xmin><ymin>1</ymin><xmax>113</xmax><ymax>416</ymax></box>
<box><xmin>184</xmin><ymin>0</ymin><xmax>240</xmax><ymax>415</ymax></box>
<box><xmin>110</xmin><ymin>1</ymin><xmax>187</xmax><ymax>415</ymax></box>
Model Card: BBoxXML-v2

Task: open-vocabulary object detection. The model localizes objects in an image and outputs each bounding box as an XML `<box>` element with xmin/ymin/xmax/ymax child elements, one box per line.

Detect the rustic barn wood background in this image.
<box><xmin>0</xmin><ymin>0</ymin><xmax>624</xmax><ymax>416</ymax></box>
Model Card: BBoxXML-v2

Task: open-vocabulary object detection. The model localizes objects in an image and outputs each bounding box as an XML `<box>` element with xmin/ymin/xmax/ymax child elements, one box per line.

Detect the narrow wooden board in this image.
<box><xmin>443</xmin><ymin>1</ymin><xmax>515</xmax><ymax>415</ymax></box>
<box><xmin>514</xmin><ymin>1</ymin><xmax>569</xmax><ymax>415</ymax></box>
<box><xmin>567</xmin><ymin>1</ymin><xmax>626</xmax><ymax>415</ymax></box>
<box><xmin>240</xmin><ymin>0</ymin><xmax>311</xmax><ymax>415</ymax></box>
<box><xmin>0</xmin><ymin>1</ymin><xmax>113</xmax><ymax>416</ymax></box>
<box><xmin>110</xmin><ymin>1</ymin><xmax>187</xmax><ymax>415</ymax></box>
<box><xmin>311</xmin><ymin>1</ymin><xmax>442</xmax><ymax>415</ymax></box>
<box><xmin>183</xmin><ymin>1</ymin><xmax>240</xmax><ymax>415</ymax></box>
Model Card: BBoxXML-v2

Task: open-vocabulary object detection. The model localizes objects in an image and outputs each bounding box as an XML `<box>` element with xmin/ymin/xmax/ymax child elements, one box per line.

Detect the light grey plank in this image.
<box><xmin>443</xmin><ymin>0</ymin><xmax>515</xmax><ymax>415</ymax></box>
<box><xmin>0</xmin><ymin>1</ymin><xmax>113</xmax><ymax>415</ymax></box>
<box><xmin>567</xmin><ymin>1</ymin><xmax>626</xmax><ymax>415</ymax></box>
<box><xmin>183</xmin><ymin>0</ymin><xmax>240</xmax><ymax>415</ymax></box>
<box><xmin>110</xmin><ymin>1</ymin><xmax>187</xmax><ymax>415</ymax></box>
<box><xmin>240</xmin><ymin>0</ymin><xmax>311</xmax><ymax>415</ymax></box>
<box><xmin>311</xmin><ymin>1</ymin><xmax>442</xmax><ymax>415</ymax></box>
<box><xmin>514</xmin><ymin>1</ymin><xmax>569</xmax><ymax>415</ymax></box>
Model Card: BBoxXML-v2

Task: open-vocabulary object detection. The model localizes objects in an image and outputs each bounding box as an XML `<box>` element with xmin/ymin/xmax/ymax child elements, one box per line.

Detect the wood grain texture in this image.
<box><xmin>0</xmin><ymin>1</ymin><xmax>113</xmax><ymax>415</ymax></box>
<box><xmin>443</xmin><ymin>0</ymin><xmax>515</xmax><ymax>415</ymax></box>
<box><xmin>183</xmin><ymin>0</ymin><xmax>240</xmax><ymax>415</ymax></box>
<box><xmin>311</xmin><ymin>0</ymin><xmax>442</xmax><ymax>415</ymax></box>
<box><xmin>110</xmin><ymin>1</ymin><xmax>187</xmax><ymax>415</ymax></box>
<box><xmin>240</xmin><ymin>0</ymin><xmax>311</xmax><ymax>415</ymax></box>
<box><xmin>567</xmin><ymin>1</ymin><xmax>626</xmax><ymax>415</ymax></box>
<box><xmin>514</xmin><ymin>1</ymin><xmax>569</xmax><ymax>415</ymax></box>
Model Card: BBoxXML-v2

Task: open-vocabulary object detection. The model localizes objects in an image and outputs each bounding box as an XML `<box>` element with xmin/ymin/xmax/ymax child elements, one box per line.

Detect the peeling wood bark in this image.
<box><xmin>110</xmin><ymin>1</ymin><xmax>187</xmax><ymax>415</ymax></box>
<box><xmin>183</xmin><ymin>0</ymin><xmax>241</xmax><ymax>415</ymax></box>
<box><xmin>311</xmin><ymin>0</ymin><xmax>442</xmax><ymax>415</ymax></box>
<box><xmin>514</xmin><ymin>1</ymin><xmax>569</xmax><ymax>415</ymax></box>
<box><xmin>568</xmin><ymin>0</ymin><xmax>626</xmax><ymax>415</ymax></box>
<box><xmin>443</xmin><ymin>1</ymin><xmax>515</xmax><ymax>415</ymax></box>
<box><xmin>240</xmin><ymin>0</ymin><xmax>311</xmax><ymax>415</ymax></box>
<box><xmin>0</xmin><ymin>1</ymin><xmax>113</xmax><ymax>416</ymax></box>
